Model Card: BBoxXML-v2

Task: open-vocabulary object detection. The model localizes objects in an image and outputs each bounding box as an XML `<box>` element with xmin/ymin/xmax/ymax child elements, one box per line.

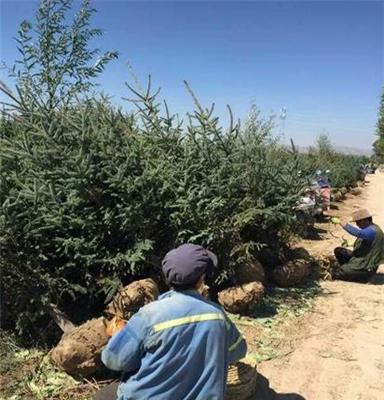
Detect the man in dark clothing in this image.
<box><xmin>333</xmin><ymin>209</ymin><xmax>384</xmax><ymax>282</ymax></box>
<box><xmin>94</xmin><ymin>244</ymin><xmax>246</xmax><ymax>400</ymax></box>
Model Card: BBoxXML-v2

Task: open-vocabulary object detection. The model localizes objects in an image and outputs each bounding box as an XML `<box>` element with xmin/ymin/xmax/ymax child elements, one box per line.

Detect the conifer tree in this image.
<box><xmin>0</xmin><ymin>0</ymin><xmax>120</xmax><ymax>340</ymax></box>
<box><xmin>5</xmin><ymin>0</ymin><xmax>117</xmax><ymax>116</ymax></box>
<box><xmin>373</xmin><ymin>89</ymin><xmax>384</xmax><ymax>162</ymax></box>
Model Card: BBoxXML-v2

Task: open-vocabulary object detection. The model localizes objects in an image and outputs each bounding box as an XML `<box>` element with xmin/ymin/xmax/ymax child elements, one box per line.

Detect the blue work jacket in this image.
<box><xmin>101</xmin><ymin>289</ymin><xmax>247</xmax><ymax>400</ymax></box>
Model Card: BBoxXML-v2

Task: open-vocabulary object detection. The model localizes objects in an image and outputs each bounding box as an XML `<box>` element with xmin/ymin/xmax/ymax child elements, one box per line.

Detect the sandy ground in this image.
<box><xmin>257</xmin><ymin>172</ymin><xmax>384</xmax><ymax>400</ymax></box>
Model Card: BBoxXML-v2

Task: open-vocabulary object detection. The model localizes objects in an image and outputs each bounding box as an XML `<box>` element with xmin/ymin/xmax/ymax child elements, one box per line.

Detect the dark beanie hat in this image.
<box><xmin>162</xmin><ymin>244</ymin><xmax>218</xmax><ymax>286</ymax></box>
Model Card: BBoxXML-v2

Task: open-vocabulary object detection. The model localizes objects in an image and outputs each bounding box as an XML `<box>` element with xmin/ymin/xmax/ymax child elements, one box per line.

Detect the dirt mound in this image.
<box><xmin>218</xmin><ymin>282</ymin><xmax>264</xmax><ymax>314</ymax></box>
<box><xmin>105</xmin><ymin>278</ymin><xmax>159</xmax><ymax>319</ymax></box>
<box><xmin>225</xmin><ymin>358</ymin><xmax>258</xmax><ymax>400</ymax></box>
<box><xmin>236</xmin><ymin>260</ymin><xmax>265</xmax><ymax>284</ymax></box>
<box><xmin>50</xmin><ymin>318</ymin><xmax>109</xmax><ymax>376</ymax></box>
<box><xmin>273</xmin><ymin>259</ymin><xmax>309</xmax><ymax>287</ymax></box>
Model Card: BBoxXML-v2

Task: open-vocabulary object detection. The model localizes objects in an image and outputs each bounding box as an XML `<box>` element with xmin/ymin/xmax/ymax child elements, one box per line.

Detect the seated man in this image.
<box><xmin>95</xmin><ymin>243</ymin><xmax>247</xmax><ymax>400</ymax></box>
<box><xmin>333</xmin><ymin>209</ymin><xmax>384</xmax><ymax>282</ymax></box>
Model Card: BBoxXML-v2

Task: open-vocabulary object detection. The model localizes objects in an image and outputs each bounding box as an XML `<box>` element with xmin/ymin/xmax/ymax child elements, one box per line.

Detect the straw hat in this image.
<box><xmin>351</xmin><ymin>208</ymin><xmax>372</xmax><ymax>222</ymax></box>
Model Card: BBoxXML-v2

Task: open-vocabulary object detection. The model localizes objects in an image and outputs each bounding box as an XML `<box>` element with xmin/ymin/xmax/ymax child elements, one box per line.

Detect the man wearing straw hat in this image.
<box><xmin>95</xmin><ymin>244</ymin><xmax>247</xmax><ymax>400</ymax></box>
<box><xmin>333</xmin><ymin>208</ymin><xmax>384</xmax><ymax>282</ymax></box>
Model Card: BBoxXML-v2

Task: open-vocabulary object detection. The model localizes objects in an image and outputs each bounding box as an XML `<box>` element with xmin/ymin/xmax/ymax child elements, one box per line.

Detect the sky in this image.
<box><xmin>0</xmin><ymin>0</ymin><xmax>383</xmax><ymax>150</ymax></box>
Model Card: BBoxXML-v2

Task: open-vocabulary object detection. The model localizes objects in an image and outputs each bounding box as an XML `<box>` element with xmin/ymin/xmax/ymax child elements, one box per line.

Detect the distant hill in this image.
<box><xmin>333</xmin><ymin>146</ymin><xmax>372</xmax><ymax>156</ymax></box>
<box><xmin>295</xmin><ymin>145</ymin><xmax>372</xmax><ymax>156</ymax></box>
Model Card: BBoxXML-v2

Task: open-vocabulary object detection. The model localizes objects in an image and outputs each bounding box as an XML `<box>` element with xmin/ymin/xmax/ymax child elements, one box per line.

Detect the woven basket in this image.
<box><xmin>225</xmin><ymin>358</ymin><xmax>258</xmax><ymax>400</ymax></box>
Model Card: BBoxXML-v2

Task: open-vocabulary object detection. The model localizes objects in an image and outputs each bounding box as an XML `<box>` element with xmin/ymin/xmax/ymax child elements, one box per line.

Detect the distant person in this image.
<box><xmin>94</xmin><ymin>244</ymin><xmax>247</xmax><ymax>400</ymax></box>
<box><xmin>333</xmin><ymin>209</ymin><xmax>384</xmax><ymax>282</ymax></box>
<box><xmin>316</xmin><ymin>170</ymin><xmax>331</xmax><ymax>213</ymax></box>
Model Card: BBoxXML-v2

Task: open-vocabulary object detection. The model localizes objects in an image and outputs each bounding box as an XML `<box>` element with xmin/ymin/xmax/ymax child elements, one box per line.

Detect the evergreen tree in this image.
<box><xmin>316</xmin><ymin>134</ymin><xmax>333</xmax><ymax>157</ymax></box>
<box><xmin>0</xmin><ymin>0</ymin><xmax>121</xmax><ymax>341</ymax></box>
<box><xmin>373</xmin><ymin>89</ymin><xmax>384</xmax><ymax>163</ymax></box>
<box><xmin>4</xmin><ymin>0</ymin><xmax>118</xmax><ymax>116</ymax></box>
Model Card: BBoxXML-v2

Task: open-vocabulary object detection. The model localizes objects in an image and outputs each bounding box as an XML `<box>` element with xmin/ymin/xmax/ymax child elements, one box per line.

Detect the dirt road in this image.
<box><xmin>258</xmin><ymin>172</ymin><xmax>384</xmax><ymax>400</ymax></box>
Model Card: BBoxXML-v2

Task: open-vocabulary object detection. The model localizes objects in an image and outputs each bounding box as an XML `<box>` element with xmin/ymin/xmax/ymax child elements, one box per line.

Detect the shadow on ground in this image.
<box><xmin>369</xmin><ymin>272</ymin><xmax>384</xmax><ymax>285</ymax></box>
<box><xmin>251</xmin><ymin>277</ymin><xmax>322</xmax><ymax>320</ymax></box>
<box><xmin>299</xmin><ymin>225</ymin><xmax>328</xmax><ymax>241</ymax></box>
<box><xmin>251</xmin><ymin>373</ymin><xmax>306</xmax><ymax>399</ymax></box>
<box><xmin>92</xmin><ymin>374</ymin><xmax>307</xmax><ymax>400</ymax></box>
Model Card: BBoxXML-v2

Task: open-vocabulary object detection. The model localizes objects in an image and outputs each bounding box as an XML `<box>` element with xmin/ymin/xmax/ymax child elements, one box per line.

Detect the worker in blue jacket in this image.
<box><xmin>94</xmin><ymin>243</ymin><xmax>247</xmax><ymax>400</ymax></box>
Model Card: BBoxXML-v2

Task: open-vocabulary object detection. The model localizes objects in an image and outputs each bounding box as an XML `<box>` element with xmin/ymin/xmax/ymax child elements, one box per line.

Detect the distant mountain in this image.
<box><xmin>294</xmin><ymin>145</ymin><xmax>372</xmax><ymax>156</ymax></box>
<box><xmin>333</xmin><ymin>146</ymin><xmax>372</xmax><ymax>156</ymax></box>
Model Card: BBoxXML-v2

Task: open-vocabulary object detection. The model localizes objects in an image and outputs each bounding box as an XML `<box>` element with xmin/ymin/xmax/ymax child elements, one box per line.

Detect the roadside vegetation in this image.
<box><xmin>373</xmin><ymin>89</ymin><xmax>384</xmax><ymax>164</ymax></box>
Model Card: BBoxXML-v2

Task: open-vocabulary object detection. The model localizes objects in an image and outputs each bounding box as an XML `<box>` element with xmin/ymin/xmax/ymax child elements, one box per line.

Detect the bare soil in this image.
<box><xmin>256</xmin><ymin>172</ymin><xmax>384</xmax><ymax>400</ymax></box>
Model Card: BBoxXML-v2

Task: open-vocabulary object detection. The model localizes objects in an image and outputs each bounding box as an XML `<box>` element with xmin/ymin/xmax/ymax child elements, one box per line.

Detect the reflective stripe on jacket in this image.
<box><xmin>101</xmin><ymin>289</ymin><xmax>247</xmax><ymax>400</ymax></box>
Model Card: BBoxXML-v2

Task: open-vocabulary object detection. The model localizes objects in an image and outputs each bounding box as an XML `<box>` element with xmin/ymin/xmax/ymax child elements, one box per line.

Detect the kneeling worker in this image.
<box><xmin>96</xmin><ymin>244</ymin><xmax>247</xmax><ymax>400</ymax></box>
<box><xmin>333</xmin><ymin>209</ymin><xmax>384</xmax><ymax>282</ymax></box>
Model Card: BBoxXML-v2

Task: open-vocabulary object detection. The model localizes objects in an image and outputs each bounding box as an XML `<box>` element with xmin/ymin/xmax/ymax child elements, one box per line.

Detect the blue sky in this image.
<box><xmin>1</xmin><ymin>0</ymin><xmax>383</xmax><ymax>150</ymax></box>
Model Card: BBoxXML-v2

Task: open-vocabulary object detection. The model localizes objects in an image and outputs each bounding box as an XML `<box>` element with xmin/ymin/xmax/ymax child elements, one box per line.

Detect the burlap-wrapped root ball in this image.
<box><xmin>273</xmin><ymin>259</ymin><xmax>310</xmax><ymax>287</ymax></box>
<box><xmin>225</xmin><ymin>358</ymin><xmax>258</xmax><ymax>400</ymax></box>
<box><xmin>50</xmin><ymin>317</ymin><xmax>109</xmax><ymax>376</ymax></box>
<box><xmin>51</xmin><ymin>279</ymin><xmax>159</xmax><ymax>376</ymax></box>
<box><xmin>105</xmin><ymin>278</ymin><xmax>159</xmax><ymax>320</ymax></box>
<box><xmin>218</xmin><ymin>282</ymin><xmax>264</xmax><ymax>314</ymax></box>
<box><xmin>200</xmin><ymin>284</ymin><xmax>210</xmax><ymax>299</ymax></box>
<box><xmin>349</xmin><ymin>187</ymin><xmax>362</xmax><ymax>196</ymax></box>
<box><xmin>317</xmin><ymin>254</ymin><xmax>338</xmax><ymax>280</ymax></box>
<box><xmin>331</xmin><ymin>190</ymin><xmax>343</xmax><ymax>202</ymax></box>
<box><xmin>236</xmin><ymin>260</ymin><xmax>265</xmax><ymax>284</ymax></box>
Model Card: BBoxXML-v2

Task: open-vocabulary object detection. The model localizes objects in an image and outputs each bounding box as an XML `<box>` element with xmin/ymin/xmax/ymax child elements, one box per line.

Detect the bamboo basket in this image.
<box><xmin>225</xmin><ymin>358</ymin><xmax>258</xmax><ymax>400</ymax></box>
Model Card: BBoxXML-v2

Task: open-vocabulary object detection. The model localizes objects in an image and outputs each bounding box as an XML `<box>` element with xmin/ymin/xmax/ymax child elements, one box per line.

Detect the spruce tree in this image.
<box><xmin>0</xmin><ymin>0</ymin><xmax>120</xmax><ymax>341</ymax></box>
<box><xmin>373</xmin><ymin>89</ymin><xmax>384</xmax><ymax>163</ymax></box>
